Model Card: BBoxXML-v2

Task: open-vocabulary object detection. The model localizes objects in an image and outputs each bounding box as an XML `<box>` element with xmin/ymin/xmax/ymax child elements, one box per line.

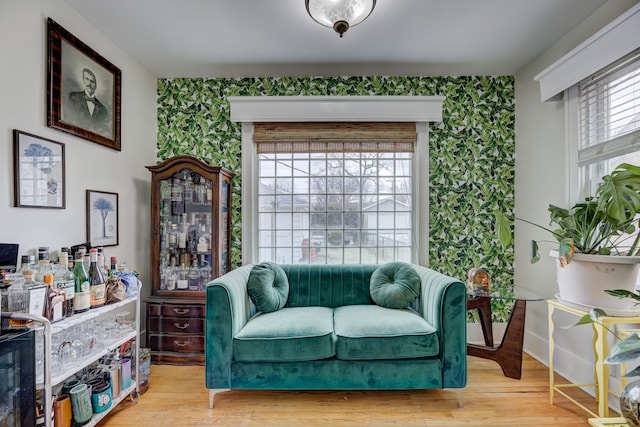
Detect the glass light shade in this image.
<box><xmin>305</xmin><ymin>0</ymin><xmax>376</xmax><ymax>37</ymax></box>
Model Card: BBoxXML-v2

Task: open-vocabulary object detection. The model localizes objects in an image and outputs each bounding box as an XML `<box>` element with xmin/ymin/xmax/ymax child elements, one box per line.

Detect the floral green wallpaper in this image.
<box><xmin>157</xmin><ymin>76</ymin><xmax>515</xmax><ymax>321</ymax></box>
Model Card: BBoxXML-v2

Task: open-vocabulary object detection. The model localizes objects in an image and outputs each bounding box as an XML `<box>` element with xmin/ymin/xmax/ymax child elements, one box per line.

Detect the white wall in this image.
<box><xmin>515</xmin><ymin>0</ymin><xmax>639</xmax><ymax>401</ymax></box>
<box><xmin>0</xmin><ymin>1</ymin><xmax>157</xmax><ymax>304</ymax></box>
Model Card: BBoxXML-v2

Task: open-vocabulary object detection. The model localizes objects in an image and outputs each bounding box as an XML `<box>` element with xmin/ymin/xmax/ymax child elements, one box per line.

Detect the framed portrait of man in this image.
<box><xmin>47</xmin><ymin>18</ymin><xmax>121</xmax><ymax>151</ymax></box>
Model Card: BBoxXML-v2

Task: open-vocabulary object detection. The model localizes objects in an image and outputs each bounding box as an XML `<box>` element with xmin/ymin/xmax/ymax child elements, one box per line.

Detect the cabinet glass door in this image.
<box><xmin>158</xmin><ymin>168</ymin><xmax>212</xmax><ymax>293</ymax></box>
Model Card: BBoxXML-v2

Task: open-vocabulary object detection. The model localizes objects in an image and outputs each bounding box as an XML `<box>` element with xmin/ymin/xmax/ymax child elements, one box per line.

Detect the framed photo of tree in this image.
<box><xmin>86</xmin><ymin>189</ymin><xmax>119</xmax><ymax>247</ymax></box>
<box><xmin>13</xmin><ymin>130</ymin><xmax>66</xmax><ymax>209</ymax></box>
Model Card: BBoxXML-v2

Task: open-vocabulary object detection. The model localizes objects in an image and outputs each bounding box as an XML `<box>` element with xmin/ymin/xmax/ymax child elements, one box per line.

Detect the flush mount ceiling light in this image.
<box><xmin>305</xmin><ymin>0</ymin><xmax>376</xmax><ymax>38</ymax></box>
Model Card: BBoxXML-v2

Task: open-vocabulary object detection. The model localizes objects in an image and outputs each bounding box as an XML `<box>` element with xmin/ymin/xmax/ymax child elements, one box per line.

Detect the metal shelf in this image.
<box><xmin>4</xmin><ymin>281</ymin><xmax>141</xmax><ymax>427</ymax></box>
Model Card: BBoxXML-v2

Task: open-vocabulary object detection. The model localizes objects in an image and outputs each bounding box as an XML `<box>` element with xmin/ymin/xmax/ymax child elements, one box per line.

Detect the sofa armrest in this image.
<box><xmin>205</xmin><ymin>264</ymin><xmax>255</xmax><ymax>389</ymax></box>
<box><xmin>411</xmin><ymin>264</ymin><xmax>467</xmax><ymax>388</ymax></box>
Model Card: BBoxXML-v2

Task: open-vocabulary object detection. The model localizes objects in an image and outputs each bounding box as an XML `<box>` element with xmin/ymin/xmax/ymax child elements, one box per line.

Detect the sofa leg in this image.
<box><xmin>209</xmin><ymin>389</ymin><xmax>230</xmax><ymax>409</ymax></box>
<box><xmin>456</xmin><ymin>391</ymin><xmax>464</xmax><ymax>409</ymax></box>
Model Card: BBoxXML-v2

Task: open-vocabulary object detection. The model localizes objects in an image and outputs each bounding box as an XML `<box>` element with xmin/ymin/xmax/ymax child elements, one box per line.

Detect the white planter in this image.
<box><xmin>550</xmin><ymin>250</ymin><xmax>640</xmax><ymax>314</ymax></box>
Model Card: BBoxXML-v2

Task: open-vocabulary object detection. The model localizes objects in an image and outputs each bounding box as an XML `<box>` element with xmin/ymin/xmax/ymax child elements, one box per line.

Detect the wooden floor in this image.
<box><xmin>99</xmin><ymin>354</ymin><xmax>612</xmax><ymax>427</ymax></box>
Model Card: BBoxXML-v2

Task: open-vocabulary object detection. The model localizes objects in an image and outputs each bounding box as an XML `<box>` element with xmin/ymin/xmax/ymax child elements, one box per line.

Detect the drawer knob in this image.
<box><xmin>174</xmin><ymin>340</ymin><xmax>190</xmax><ymax>347</ymax></box>
<box><xmin>173</xmin><ymin>308</ymin><xmax>190</xmax><ymax>315</ymax></box>
<box><xmin>174</xmin><ymin>322</ymin><xmax>190</xmax><ymax>329</ymax></box>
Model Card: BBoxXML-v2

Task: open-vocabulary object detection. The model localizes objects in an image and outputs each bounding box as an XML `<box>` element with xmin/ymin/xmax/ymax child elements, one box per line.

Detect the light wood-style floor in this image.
<box><xmin>100</xmin><ymin>354</ymin><xmax>610</xmax><ymax>427</ymax></box>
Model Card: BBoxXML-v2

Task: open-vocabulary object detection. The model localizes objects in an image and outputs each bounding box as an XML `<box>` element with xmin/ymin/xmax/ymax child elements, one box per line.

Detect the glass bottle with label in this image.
<box><xmin>54</xmin><ymin>251</ymin><xmax>75</xmax><ymax>317</ymax></box>
<box><xmin>176</xmin><ymin>263</ymin><xmax>189</xmax><ymax>290</ymax></box>
<box><xmin>88</xmin><ymin>248</ymin><xmax>106</xmax><ymax>308</ymax></box>
<box><xmin>188</xmin><ymin>256</ymin><xmax>202</xmax><ymax>291</ymax></box>
<box><xmin>109</xmin><ymin>257</ymin><xmax>118</xmax><ymax>277</ymax></box>
<box><xmin>165</xmin><ymin>256</ymin><xmax>177</xmax><ymax>291</ymax></box>
<box><xmin>44</xmin><ymin>274</ymin><xmax>64</xmax><ymax>323</ymax></box>
<box><xmin>73</xmin><ymin>254</ymin><xmax>91</xmax><ymax>314</ymax></box>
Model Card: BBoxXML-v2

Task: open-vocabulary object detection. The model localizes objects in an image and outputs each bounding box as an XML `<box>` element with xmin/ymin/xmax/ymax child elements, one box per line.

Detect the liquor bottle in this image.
<box><xmin>196</xmin><ymin>224</ymin><xmax>210</xmax><ymax>252</ymax></box>
<box><xmin>176</xmin><ymin>263</ymin><xmax>189</xmax><ymax>290</ymax></box>
<box><xmin>7</xmin><ymin>270</ymin><xmax>33</xmax><ymax>326</ymax></box>
<box><xmin>178</xmin><ymin>216</ymin><xmax>187</xmax><ymax>250</ymax></box>
<box><xmin>97</xmin><ymin>247</ymin><xmax>107</xmax><ymax>276</ymax></box>
<box><xmin>183</xmin><ymin>172</ymin><xmax>194</xmax><ymax>203</ymax></box>
<box><xmin>54</xmin><ymin>251</ymin><xmax>75</xmax><ymax>317</ymax></box>
<box><xmin>165</xmin><ymin>256</ymin><xmax>177</xmax><ymax>291</ymax></box>
<box><xmin>199</xmin><ymin>254</ymin><xmax>211</xmax><ymax>284</ymax></box>
<box><xmin>73</xmin><ymin>254</ymin><xmax>91</xmax><ymax>314</ymax></box>
<box><xmin>168</xmin><ymin>223</ymin><xmax>178</xmax><ymax>249</ymax></box>
<box><xmin>196</xmin><ymin>177</ymin><xmax>207</xmax><ymax>205</ymax></box>
<box><xmin>188</xmin><ymin>256</ymin><xmax>202</xmax><ymax>291</ymax></box>
<box><xmin>88</xmin><ymin>248</ymin><xmax>106</xmax><ymax>308</ymax></box>
<box><xmin>109</xmin><ymin>256</ymin><xmax>118</xmax><ymax>277</ymax></box>
<box><xmin>17</xmin><ymin>255</ymin><xmax>31</xmax><ymax>273</ymax></box>
<box><xmin>44</xmin><ymin>274</ymin><xmax>64</xmax><ymax>322</ymax></box>
<box><xmin>35</xmin><ymin>257</ymin><xmax>54</xmax><ymax>283</ymax></box>
<box><xmin>171</xmin><ymin>175</ymin><xmax>183</xmax><ymax>202</ymax></box>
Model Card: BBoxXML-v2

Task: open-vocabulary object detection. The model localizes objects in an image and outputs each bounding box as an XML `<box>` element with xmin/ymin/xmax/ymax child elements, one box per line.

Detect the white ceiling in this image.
<box><xmin>64</xmin><ymin>0</ymin><xmax>610</xmax><ymax>78</ymax></box>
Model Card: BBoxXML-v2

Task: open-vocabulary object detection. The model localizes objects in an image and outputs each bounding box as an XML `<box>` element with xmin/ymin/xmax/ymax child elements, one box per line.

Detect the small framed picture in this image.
<box><xmin>13</xmin><ymin>130</ymin><xmax>66</xmax><ymax>209</ymax></box>
<box><xmin>86</xmin><ymin>190</ymin><xmax>119</xmax><ymax>247</ymax></box>
<box><xmin>47</xmin><ymin>18</ymin><xmax>121</xmax><ymax>151</ymax></box>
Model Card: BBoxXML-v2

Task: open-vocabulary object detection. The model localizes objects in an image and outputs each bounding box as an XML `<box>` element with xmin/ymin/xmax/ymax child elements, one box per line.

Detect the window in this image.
<box><xmin>254</xmin><ymin>122</ymin><xmax>415</xmax><ymax>264</ymax></box>
<box><xmin>577</xmin><ymin>49</ymin><xmax>640</xmax><ymax>198</ymax></box>
<box><xmin>258</xmin><ymin>151</ymin><xmax>412</xmax><ymax>264</ymax></box>
<box><xmin>230</xmin><ymin>95</ymin><xmax>443</xmax><ymax>266</ymax></box>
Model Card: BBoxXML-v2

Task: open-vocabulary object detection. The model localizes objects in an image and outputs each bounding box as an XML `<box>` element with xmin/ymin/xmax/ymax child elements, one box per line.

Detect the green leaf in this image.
<box><xmin>561</xmin><ymin>308</ymin><xmax>608</xmax><ymax>329</ymax></box>
<box><xmin>530</xmin><ymin>240</ymin><xmax>540</xmax><ymax>264</ymax></box>
<box><xmin>605</xmin><ymin>289</ymin><xmax>640</xmax><ymax>304</ymax></box>
<box><xmin>624</xmin><ymin>365</ymin><xmax>640</xmax><ymax>378</ymax></box>
<box><xmin>606</xmin><ymin>333</ymin><xmax>640</xmax><ymax>364</ymax></box>
<box><xmin>494</xmin><ymin>211</ymin><xmax>512</xmax><ymax>247</ymax></box>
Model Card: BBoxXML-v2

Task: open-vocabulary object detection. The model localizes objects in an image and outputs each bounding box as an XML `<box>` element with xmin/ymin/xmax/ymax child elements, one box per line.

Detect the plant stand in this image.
<box><xmin>548</xmin><ymin>299</ymin><xmax>640</xmax><ymax>417</ymax></box>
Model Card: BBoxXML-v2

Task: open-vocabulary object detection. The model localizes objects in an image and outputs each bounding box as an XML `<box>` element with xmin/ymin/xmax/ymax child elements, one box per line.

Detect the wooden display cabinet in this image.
<box><xmin>146</xmin><ymin>155</ymin><xmax>233</xmax><ymax>365</ymax></box>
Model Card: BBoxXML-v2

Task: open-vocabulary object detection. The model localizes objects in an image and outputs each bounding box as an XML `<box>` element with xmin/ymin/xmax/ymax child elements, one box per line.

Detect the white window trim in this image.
<box><xmin>534</xmin><ymin>3</ymin><xmax>640</xmax><ymax>102</ymax></box>
<box><xmin>229</xmin><ymin>96</ymin><xmax>444</xmax><ymax>266</ymax></box>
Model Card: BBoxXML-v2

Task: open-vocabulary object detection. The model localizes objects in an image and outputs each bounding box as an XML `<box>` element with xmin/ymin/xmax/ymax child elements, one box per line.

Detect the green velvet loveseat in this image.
<box><xmin>205</xmin><ymin>263</ymin><xmax>467</xmax><ymax>408</ymax></box>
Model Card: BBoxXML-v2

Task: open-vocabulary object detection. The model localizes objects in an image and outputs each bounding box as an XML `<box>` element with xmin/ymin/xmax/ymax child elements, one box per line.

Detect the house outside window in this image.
<box><xmin>257</xmin><ymin>150</ymin><xmax>412</xmax><ymax>264</ymax></box>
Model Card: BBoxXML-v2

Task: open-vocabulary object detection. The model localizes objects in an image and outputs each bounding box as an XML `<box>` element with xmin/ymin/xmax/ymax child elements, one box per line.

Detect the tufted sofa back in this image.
<box><xmin>280</xmin><ymin>264</ymin><xmax>380</xmax><ymax>308</ymax></box>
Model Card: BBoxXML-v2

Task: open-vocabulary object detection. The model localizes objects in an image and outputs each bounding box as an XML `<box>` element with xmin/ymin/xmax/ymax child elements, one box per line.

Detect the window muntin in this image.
<box><xmin>257</xmin><ymin>151</ymin><xmax>412</xmax><ymax>264</ymax></box>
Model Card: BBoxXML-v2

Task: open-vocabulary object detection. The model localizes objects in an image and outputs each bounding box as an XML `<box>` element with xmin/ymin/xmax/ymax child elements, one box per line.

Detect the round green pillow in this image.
<box><xmin>247</xmin><ymin>262</ymin><xmax>289</xmax><ymax>313</ymax></box>
<box><xmin>370</xmin><ymin>262</ymin><xmax>420</xmax><ymax>309</ymax></box>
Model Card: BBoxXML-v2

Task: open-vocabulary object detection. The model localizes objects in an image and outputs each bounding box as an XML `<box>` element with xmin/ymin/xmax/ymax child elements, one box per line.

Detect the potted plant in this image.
<box><xmin>495</xmin><ymin>163</ymin><xmax>640</xmax><ymax>311</ymax></box>
<box><xmin>570</xmin><ymin>293</ymin><xmax>640</xmax><ymax>426</ymax></box>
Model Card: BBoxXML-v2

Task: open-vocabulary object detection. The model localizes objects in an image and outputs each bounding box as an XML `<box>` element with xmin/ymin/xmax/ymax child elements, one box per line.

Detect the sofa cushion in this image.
<box><xmin>234</xmin><ymin>307</ymin><xmax>335</xmax><ymax>362</ymax></box>
<box><xmin>247</xmin><ymin>262</ymin><xmax>289</xmax><ymax>313</ymax></box>
<box><xmin>370</xmin><ymin>262</ymin><xmax>420</xmax><ymax>309</ymax></box>
<box><xmin>334</xmin><ymin>305</ymin><xmax>438</xmax><ymax>360</ymax></box>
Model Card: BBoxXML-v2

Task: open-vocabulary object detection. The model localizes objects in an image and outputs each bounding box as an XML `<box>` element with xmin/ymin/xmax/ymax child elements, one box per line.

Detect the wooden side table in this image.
<box><xmin>466</xmin><ymin>292</ymin><xmax>542</xmax><ymax>379</ymax></box>
<box><xmin>548</xmin><ymin>299</ymin><xmax>640</xmax><ymax>417</ymax></box>
<box><xmin>588</xmin><ymin>417</ymin><xmax>630</xmax><ymax>427</ymax></box>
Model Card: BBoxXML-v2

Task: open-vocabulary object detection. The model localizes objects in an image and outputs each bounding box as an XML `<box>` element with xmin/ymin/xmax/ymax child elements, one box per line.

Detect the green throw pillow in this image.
<box><xmin>370</xmin><ymin>262</ymin><xmax>420</xmax><ymax>309</ymax></box>
<box><xmin>247</xmin><ymin>262</ymin><xmax>289</xmax><ymax>313</ymax></box>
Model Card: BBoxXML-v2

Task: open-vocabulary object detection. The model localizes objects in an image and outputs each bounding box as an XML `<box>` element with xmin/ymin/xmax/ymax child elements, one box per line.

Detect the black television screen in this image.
<box><xmin>0</xmin><ymin>243</ymin><xmax>19</xmax><ymax>271</ymax></box>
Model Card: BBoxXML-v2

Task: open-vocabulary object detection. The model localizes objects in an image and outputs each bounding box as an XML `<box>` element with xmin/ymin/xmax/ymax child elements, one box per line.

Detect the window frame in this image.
<box><xmin>230</xmin><ymin>96</ymin><xmax>443</xmax><ymax>266</ymax></box>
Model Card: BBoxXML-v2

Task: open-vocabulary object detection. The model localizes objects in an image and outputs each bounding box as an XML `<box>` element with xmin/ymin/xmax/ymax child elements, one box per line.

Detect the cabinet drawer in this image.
<box><xmin>148</xmin><ymin>317</ymin><xmax>205</xmax><ymax>334</ymax></box>
<box><xmin>149</xmin><ymin>334</ymin><xmax>204</xmax><ymax>353</ymax></box>
<box><xmin>159</xmin><ymin>304</ymin><xmax>204</xmax><ymax>318</ymax></box>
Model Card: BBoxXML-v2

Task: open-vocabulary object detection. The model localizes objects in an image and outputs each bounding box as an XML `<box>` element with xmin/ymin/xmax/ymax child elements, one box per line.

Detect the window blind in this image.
<box><xmin>578</xmin><ymin>48</ymin><xmax>640</xmax><ymax>167</ymax></box>
<box><xmin>253</xmin><ymin>122</ymin><xmax>416</xmax><ymax>153</ymax></box>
